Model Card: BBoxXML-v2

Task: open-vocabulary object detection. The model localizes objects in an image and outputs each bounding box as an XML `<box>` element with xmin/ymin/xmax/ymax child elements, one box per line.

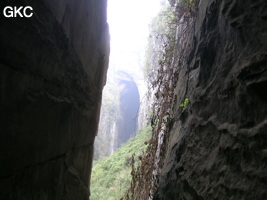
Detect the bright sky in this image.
<box><xmin>107</xmin><ymin>0</ymin><xmax>162</xmax><ymax>77</ymax></box>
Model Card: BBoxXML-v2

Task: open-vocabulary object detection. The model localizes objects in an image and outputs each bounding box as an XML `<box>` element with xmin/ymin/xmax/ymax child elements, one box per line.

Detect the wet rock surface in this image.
<box><xmin>154</xmin><ymin>0</ymin><xmax>267</xmax><ymax>199</ymax></box>
<box><xmin>0</xmin><ymin>0</ymin><xmax>109</xmax><ymax>199</ymax></box>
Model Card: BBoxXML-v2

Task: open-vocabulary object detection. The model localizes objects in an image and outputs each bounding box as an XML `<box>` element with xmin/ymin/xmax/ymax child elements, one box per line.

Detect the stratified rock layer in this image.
<box><xmin>0</xmin><ymin>0</ymin><xmax>109</xmax><ymax>199</ymax></box>
<box><xmin>154</xmin><ymin>0</ymin><xmax>267</xmax><ymax>199</ymax></box>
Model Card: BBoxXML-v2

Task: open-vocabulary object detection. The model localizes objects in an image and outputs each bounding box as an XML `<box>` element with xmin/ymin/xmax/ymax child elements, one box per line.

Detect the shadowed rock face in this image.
<box><xmin>154</xmin><ymin>0</ymin><xmax>267</xmax><ymax>199</ymax></box>
<box><xmin>0</xmin><ymin>0</ymin><xmax>109</xmax><ymax>199</ymax></box>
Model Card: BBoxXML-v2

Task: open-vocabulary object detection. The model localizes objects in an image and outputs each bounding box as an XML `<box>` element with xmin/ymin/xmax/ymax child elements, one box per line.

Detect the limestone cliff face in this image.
<box><xmin>154</xmin><ymin>0</ymin><xmax>267</xmax><ymax>199</ymax></box>
<box><xmin>0</xmin><ymin>0</ymin><xmax>109</xmax><ymax>199</ymax></box>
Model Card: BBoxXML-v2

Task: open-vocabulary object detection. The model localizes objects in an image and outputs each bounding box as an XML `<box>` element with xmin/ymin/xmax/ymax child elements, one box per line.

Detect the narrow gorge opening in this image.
<box><xmin>94</xmin><ymin>0</ymin><xmax>161</xmax><ymax>159</ymax></box>
<box><xmin>91</xmin><ymin>0</ymin><xmax>162</xmax><ymax>199</ymax></box>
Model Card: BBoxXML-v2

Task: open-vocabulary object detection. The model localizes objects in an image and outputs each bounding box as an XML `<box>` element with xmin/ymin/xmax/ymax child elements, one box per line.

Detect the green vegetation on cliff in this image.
<box><xmin>144</xmin><ymin>3</ymin><xmax>176</xmax><ymax>82</ymax></box>
<box><xmin>90</xmin><ymin>126</ymin><xmax>152</xmax><ymax>200</ymax></box>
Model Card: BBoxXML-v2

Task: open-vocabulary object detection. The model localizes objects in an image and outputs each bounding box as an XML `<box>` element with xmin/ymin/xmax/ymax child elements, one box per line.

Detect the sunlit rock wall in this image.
<box><xmin>154</xmin><ymin>0</ymin><xmax>267</xmax><ymax>199</ymax></box>
<box><xmin>0</xmin><ymin>0</ymin><xmax>109</xmax><ymax>199</ymax></box>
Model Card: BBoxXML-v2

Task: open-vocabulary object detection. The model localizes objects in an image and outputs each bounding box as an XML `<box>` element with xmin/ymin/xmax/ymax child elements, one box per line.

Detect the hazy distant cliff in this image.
<box><xmin>95</xmin><ymin>71</ymin><xmax>140</xmax><ymax>159</ymax></box>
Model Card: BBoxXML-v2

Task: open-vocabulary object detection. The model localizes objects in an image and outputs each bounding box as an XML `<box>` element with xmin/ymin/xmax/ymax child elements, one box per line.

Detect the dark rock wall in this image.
<box><xmin>0</xmin><ymin>0</ymin><xmax>109</xmax><ymax>199</ymax></box>
<box><xmin>154</xmin><ymin>0</ymin><xmax>267</xmax><ymax>199</ymax></box>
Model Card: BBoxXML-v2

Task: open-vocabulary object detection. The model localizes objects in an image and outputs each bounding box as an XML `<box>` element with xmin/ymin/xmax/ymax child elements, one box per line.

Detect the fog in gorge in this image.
<box><xmin>94</xmin><ymin>0</ymin><xmax>162</xmax><ymax>159</ymax></box>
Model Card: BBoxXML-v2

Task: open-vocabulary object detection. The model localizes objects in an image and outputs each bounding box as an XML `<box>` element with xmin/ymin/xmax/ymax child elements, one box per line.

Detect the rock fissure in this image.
<box><xmin>0</xmin><ymin>141</ymin><xmax>94</xmax><ymax>181</ymax></box>
<box><xmin>0</xmin><ymin>153</ymin><xmax>67</xmax><ymax>181</ymax></box>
